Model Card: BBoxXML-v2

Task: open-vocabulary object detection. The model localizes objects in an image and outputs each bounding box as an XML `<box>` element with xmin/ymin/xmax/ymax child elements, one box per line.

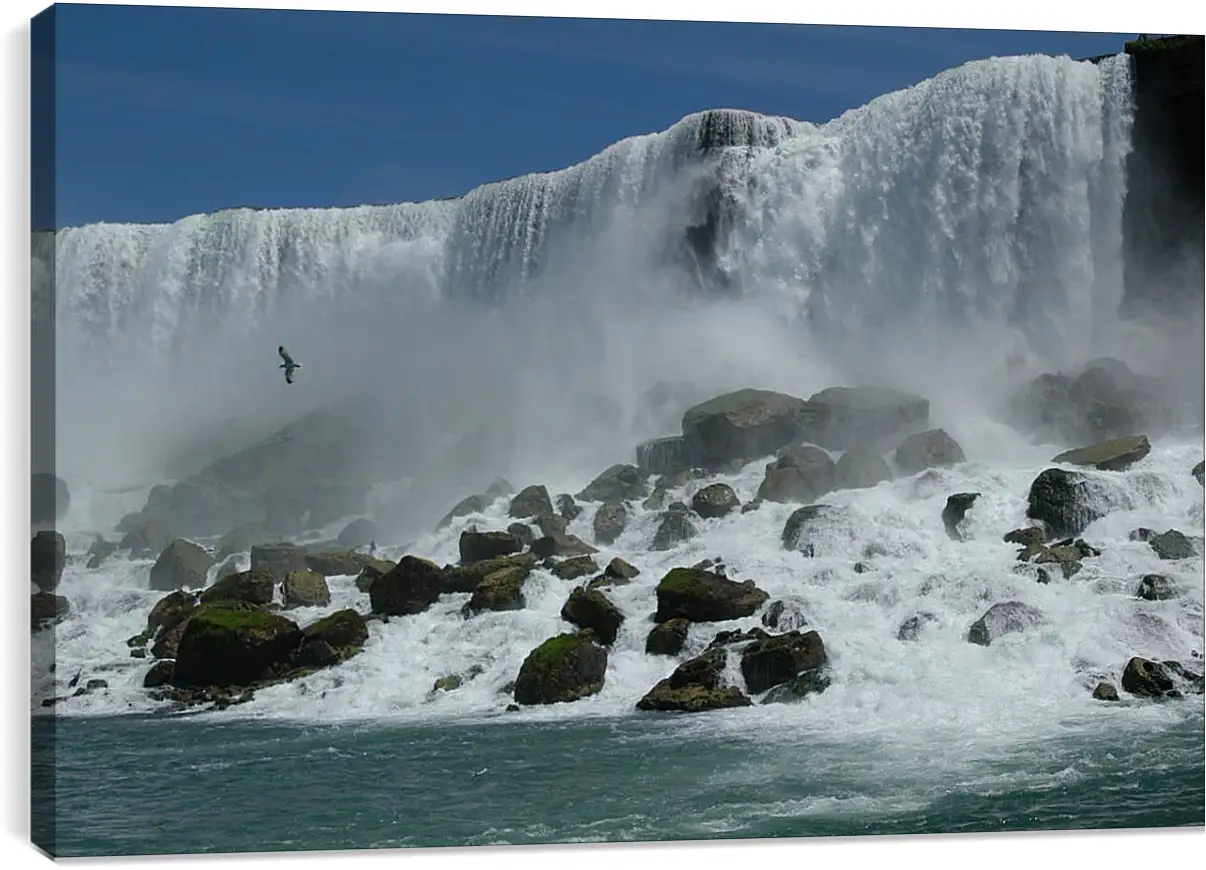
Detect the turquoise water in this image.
<box><xmin>32</xmin><ymin>711</ymin><xmax>1204</xmax><ymax>857</ymax></box>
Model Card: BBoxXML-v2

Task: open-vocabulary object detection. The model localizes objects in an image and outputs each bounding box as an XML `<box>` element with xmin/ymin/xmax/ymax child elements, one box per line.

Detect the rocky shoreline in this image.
<box><xmin>32</xmin><ymin>357</ymin><xmax>1206</xmax><ymax>714</ymax></box>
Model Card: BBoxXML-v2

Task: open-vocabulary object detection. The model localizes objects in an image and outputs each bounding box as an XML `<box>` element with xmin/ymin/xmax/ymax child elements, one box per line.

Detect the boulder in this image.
<box><xmin>555</xmin><ymin>494</ymin><xmax>582</xmax><ymax>522</ymax></box>
<box><xmin>1052</xmin><ymin>435</ymin><xmax>1151</xmax><ymax>472</ymax></box>
<box><xmin>1009</xmin><ymin>363</ymin><xmax>1167</xmax><ymax>444</ymax></box>
<box><xmin>781</xmin><ymin>504</ymin><xmax>837</xmax><ymax>553</ymax></box>
<box><xmin>463</xmin><ymin>566</ymin><xmax>528</xmax><ymax>615</ymax></box>
<box><xmin>756</xmin><ymin>445</ymin><xmax>835</xmax><ymax>504</ymax></box>
<box><xmin>215</xmin><ymin>523</ymin><xmax>273</xmax><ymax>560</ymax></box>
<box><xmin>300</xmin><ymin>609</ymin><xmax>368</xmax><ymax>655</ymax></box>
<box><xmin>171</xmin><ymin>603</ymin><xmax>303</xmax><ymax>688</ymax></box>
<box><xmin>893</xmin><ymin>428</ymin><xmax>966</xmax><ymax>475</ymax></box>
<box><xmin>509</xmin><ymin>485</ymin><xmax>554</xmax><ymax>520</ymax></box>
<box><xmin>942</xmin><ymin>493</ymin><xmax>980</xmax><ymax>542</ymax></box>
<box><xmin>513</xmin><ymin>632</ymin><xmax>608</xmax><ymax>705</ymax></box>
<box><xmin>354</xmin><ymin>558</ymin><xmax>397</xmax><ymax>593</ymax></box>
<box><xmin>592</xmin><ymin>501</ymin><xmax>629</xmax><ymax>546</ymax></box>
<box><xmin>31</xmin><ymin>591</ymin><xmax>69</xmax><ymax>631</ymax></box>
<box><xmin>654</xmin><ymin>567</ymin><xmax>769</xmax><ymax>623</ymax></box>
<box><xmin>534</xmin><ymin>513</ymin><xmax>569</xmax><ymax>539</ymax></box>
<box><xmin>1004</xmin><ymin>527</ymin><xmax>1047</xmax><ymax>548</ymax></box>
<box><xmin>369</xmin><ymin>555</ymin><xmax>446</xmax><ymax>616</ymax></box>
<box><xmin>636</xmin><ymin>436</ymin><xmax>692</xmax><ymax>476</ymax></box>
<box><xmin>530</xmin><ymin>532</ymin><xmax>598</xmax><ymax>559</ymax></box>
<box><xmin>304</xmin><ymin>549</ymin><xmax>374</xmax><ymax>577</ymax></box>
<box><xmin>507</xmin><ymin>523</ymin><xmax>536</xmax><ymax>549</ymax></box>
<box><xmin>145</xmin><ymin>590</ymin><xmax>199</xmax><ymax>639</ymax></box>
<box><xmin>31</xmin><ymin>473</ymin><xmax>70</xmax><ymax>525</ymax></box>
<box><xmin>119</xmin><ymin>514</ymin><xmax>174</xmax><ymax>559</ymax></box>
<box><xmin>739</xmin><ymin>630</ymin><xmax>827</xmax><ymax>695</ymax></box>
<box><xmin>436</xmin><ymin>494</ymin><xmax>491</xmax><ymax>530</ymax></box>
<box><xmin>636</xmin><ymin>648</ymin><xmax>751</xmax><ymax>713</ymax></box>
<box><xmin>1092</xmin><ymin>682</ymin><xmax>1120</xmax><ymax>702</ymax></box>
<box><xmin>834</xmin><ymin>446</ymin><xmax>892</xmax><ymax>490</ymax></box>
<box><xmin>799</xmin><ymin>386</ymin><xmax>930</xmax><ymax>451</ymax></box>
<box><xmin>966</xmin><ymin>601</ymin><xmax>1046</xmax><ymax>646</ymax></box>
<box><xmin>31</xmin><ymin>531</ymin><xmax>66</xmax><ymax>592</ymax></box>
<box><xmin>1026</xmin><ymin>468</ymin><xmax>1104</xmax><ymax>540</ymax></box>
<box><xmin>249</xmin><ymin>543</ymin><xmax>309</xmax><ymax>581</ymax></box>
<box><xmin>281</xmin><ymin>570</ymin><xmax>331</xmax><ymax>609</ymax></box>
<box><xmin>560</xmin><ymin>586</ymin><xmax>624</xmax><ymax>645</ymax></box>
<box><xmin>551</xmin><ymin>555</ymin><xmax>599</xmax><ymax>581</ymax></box>
<box><xmin>681</xmin><ymin>389</ymin><xmax>812</xmax><ymax>470</ymax></box>
<box><xmin>1148</xmin><ymin>529</ymin><xmax>1195</xmax><ymax>560</ymax></box>
<box><xmin>442</xmin><ymin>553</ymin><xmax>538</xmax><ymax>594</ymax></box>
<box><xmin>458</xmin><ymin>530</ymin><xmax>524</xmax><ymax>564</ymax></box>
<box><xmin>1194</xmin><ymin>461</ymin><xmax>1204</xmax><ymax>486</ymax></box>
<box><xmin>1136</xmin><ymin>574</ymin><xmax>1178</xmax><ymax>601</ymax></box>
<box><xmin>576</xmin><ymin>464</ymin><xmax>648</xmax><ymax>503</ymax></box>
<box><xmin>761</xmin><ymin>599</ymin><xmax>809</xmax><ymax>632</ymax></box>
<box><xmin>143</xmin><ymin>661</ymin><xmax>174</xmax><ymax>689</ymax></box>
<box><xmin>1120</xmin><ymin>657</ymin><xmax>1178</xmax><ymax>698</ymax></box>
<box><xmin>645</xmin><ymin>618</ymin><xmax>690</xmax><ymax>656</ymax></box>
<box><xmin>605</xmin><ymin>557</ymin><xmax>640</xmax><ymax>579</ymax></box>
<box><xmin>200</xmin><ymin>569</ymin><xmax>276</xmax><ymax>607</ymax></box>
<box><xmin>1015</xmin><ymin>537</ymin><xmax>1099</xmax><ymax>579</ymax></box>
<box><xmin>761</xmin><ymin>669</ymin><xmax>832</xmax><ymax>704</ymax></box>
<box><xmin>691</xmin><ymin>483</ymin><xmax>740</xmax><ymax>519</ymax></box>
<box><xmin>148</xmin><ymin>539</ymin><xmax>214</xmax><ymax>592</ymax></box>
<box><xmin>896</xmin><ymin>612</ymin><xmax>939</xmax><ymax>641</ymax></box>
<box><xmin>85</xmin><ymin>536</ymin><xmax>118</xmax><ymax>569</ymax></box>
<box><xmin>651</xmin><ymin>509</ymin><xmax>698</xmax><ymax>552</ymax></box>
<box><xmin>336</xmin><ymin>517</ymin><xmax>381</xmax><ymax>550</ymax></box>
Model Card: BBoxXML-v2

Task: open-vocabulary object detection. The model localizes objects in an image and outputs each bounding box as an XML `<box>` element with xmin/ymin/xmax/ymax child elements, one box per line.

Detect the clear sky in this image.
<box><xmin>38</xmin><ymin>3</ymin><xmax>1136</xmax><ymax>229</ymax></box>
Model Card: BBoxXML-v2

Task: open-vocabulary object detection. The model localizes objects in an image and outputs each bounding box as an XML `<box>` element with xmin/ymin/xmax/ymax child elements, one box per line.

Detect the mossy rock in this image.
<box><xmin>552</xmin><ymin>555</ymin><xmax>599</xmax><ymax>581</ymax></box>
<box><xmin>531</xmin><ymin>531</ymin><xmax>598</xmax><ymax>559</ymax></box>
<box><xmin>645</xmin><ymin>618</ymin><xmax>690</xmax><ymax>656</ymax></box>
<box><xmin>281</xmin><ymin>569</ymin><xmax>331</xmax><ymax>609</ymax></box>
<box><xmin>301</xmin><ymin>608</ymin><xmax>368</xmax><ymax>650</ymax></box>
<box><xmin>443</xmin><ymin>553</ymin><xmax>539</xmax><ymax>594</ymax></box>
<box><xmin>513</xmin><ymin>632</ymin><xmax>608</xmax><ymax>705</ymax></box>
<box><xmin>458</xmin><ymin>530</ymin><xmax>524</xmax><ymax>564</ymax></box>
<box><xmin>200</xmin><ymin>568</ymin><xmax>276</xmax><ymax>606</ymax></box>
<box><xmin>171</xmin><ymin>603</ymin><xmax>302</xmax><ymax>688</ymax></box>
<box><xmin>146</xmin><ymin>589</ymin><xmax>199</xmax><ymax>639</ymax></box>
<box><xmin>654</xmin><ymin>567</ymin><xmax>768</xmax><ymax>623</ymax></box>
<box><xmin>354</xmin><ymin>557</ymin><xmax>397</xmax><ymax>593</ymax></box>
<box><xmin>636</xmin><ymin>648</ymin><xmax>750</xmax><ymax>713</ymax></box>
<box><xmin>605</xmin><ymin>557</ymin><xmax>640</xmax><ymax>579</ymax></box>
<box><xmin>740</xmin><ymin>629</ymin><xmax>827</xmax><ymax>695</ymax></box>
<box><xmin>560</xmin><ymin>586</ymin><xmax>624</xmax><ymax>645</ymax></box>
<box><xmin>370</xmin><ymin>555</ymin><xmax>446</xmax><ymax>616</ymax></box>
<box><xmin>304</xmin><ymin>549</ymin><xmax>377</xmax><ymax>577</ymax></box>
<box><xmin>463</xmin><ymin>566</ymin><xmax>528</xmax><ymax>616</ymax></box>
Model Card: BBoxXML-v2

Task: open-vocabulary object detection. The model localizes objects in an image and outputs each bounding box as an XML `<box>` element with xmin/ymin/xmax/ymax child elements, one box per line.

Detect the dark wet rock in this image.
<box><xmin>645</xmin><ymin>618</ymin><xmax>690</xmax><ymax>656</ymax></box>
<box><xmin>145</xmin><ymin>589</ymin><xmax>199</xmax><ymax>640</ymax></box>
<box><xmin>555</xmin><ymin>493</ymin><xmax>582</xmax><ymax>522</ymax></box>
<box><xmin>148</xmin><ymin>539</ymin><xmax>214</xmax><ymax>592</ymax></box>
<box><xmin>1016</xmin><ymin>538</ymin><xmax>1098</xmax><ymax>579</ymax></box>
<box><xmin>942</xmin><ymin>492</ymin><xmax>980</xmax><ymax>541</ymax></box>
<box><xmin>756</xmin><ymin>445</ymin><xmax>835</xmax><ymax>504</ymax></box>
<box><xmin>31</xmin><ymin>531</ymin><xmax>66</xmax><ymax>592</ymax></box>
<box><xmin>762</xmin><ymin>669</ymin><xmax>832</xmax><ymax>705</ymax></box>
<box><xmin>336</xmin><ymin>517</ymin><xmax>381</xmax><ymax>550</ymax></box>
<box><xmin>1129</xmin><ymin>527</ymin><xmax>1156</xmax><ymax>543</ymax></box>
<box><xmin>1091</xmin><ymin>681</ymin><xmax>1120</xmax><ymax>702</ymax></box>
<box><xmin>31</xmin><ymin>591</ymin><xmax>69</xmax><ymax>631</ymax></box>
<box><xmin>143</xmin><ymin>660</ymin><xmax>174</xmax><ymax>688</ymax></box>
<box><xmin>85</xmin><ymin>536</ymin><xmax>118</xmax><ymax>570</ymax></box>
<box><xmin>353</xmin><ymin>557</ymin><xmax>397</xmax><ymax>593</ymax></box>
<box><xmin>1149</xmin><ymin>529</ymin><xmax>1195</xmax><ymax>560</ymax></box>
<box><xmin>1026</xmin><ymin>468</ymin><xmax>1104</xmax><ymax>540</ymax></box>
<box><xmin>739</xmin><ymin>630</ymin><xmax>827</xmax><ymax>695</ymax></box>
<box><xmin>761</xmin><ymin>599</ymin><xmax>809</xmax><ymax>632</ymax></box>
<box><xmin>636</xmin><ymin>647</ymin><xmax>751</xmax><ymax>713</ymax></box>
<box><xmin>1194</xmin><ymin>461</ymin><xmax>1204</xmax><ymax>486</ymax></box>
<box><xmin>651</xmin><ymin>510</ymin><xmax>698</xmax><ymax>551</ymax></box>
<box><xmin>1052</xmin><ymin>435</ymin><xmax>1151</xmax><ymax>472</ymax></box>
<box><xmin>31</xmin><ymin>472</ymin><xmax>70</xmax><ymax>525</ymax></box>
<box><xmin>681</xmin><ymin>389</ymin><xmax>815</xmax><ymax>470</ymax></box>
<box><xmin>459</xmin><ymin>530</ymin><xmax>524</xmax><ymax>564</ymax></box>
<box><xmin>118</xmin><ymin>514</ymin><xmax>174</xmax><ymax>559</ymax></box>
<box><xmin>509</xmin><ymin>485</ymin><xmax>554</xmax><ymax>520</ymax></box>
<box><xmin>642</xmin><ymin>484</ymin><xmax>668</xmax><ymax>512</ymax></box>
<box><xmin>893</xmin><ymin>428</ymin><xmax>966</xmax><ymax>475</ymax></box>
<box><xmin>593</xmin><ymin>500</ymin><xmax>629</xmax><ymax>546</ymax></box>
<box><xmin>436</xmin><ymin>493</ymin><xmax>491</xmax><ymax>530</ymax></box>
<box><xmin>513</xmin><ymin>631</ymin><xmax>608</xmax><ymax>705</ymax></box>
<box><xmin>506</xmin><ymin>522</ymin><xmax>536</xmax><ymax>549</ymax></box>
<box><xmin>281</xmin><ymin>569</ymin><xmax>331</xmax><ymax>609</ymax></box>
<box><xmin>369</xmin><ymin>555</ymin><xmax>446</xmax><ymax>616</ymax></box>
<box><xmin>530</xmin><ymin>531</ymin><xmax>598</xmax><ymax>559</ymax></box>
<box><xmin>781</xmin><ymin>504</ymin><xmax>838</xmax><ymax>553</ymax></box>
<box><xmin>691</xmin><ymin>483</ymin><xmax>740</xmax><ymax>519</ymax></box>
<box><xmin>200</xmin><ymin>568</ymin><xmax>276</xmax><ymax>607</ymax></box>
<box><xmin>302</xmin><ymin>549</ymin><xmax>372</xmax><ymax>577</ymax></box>
<box><xmin>300</xmin><ymin>608</ymin><xmax>368</xmax><ymax>658</ymax></box>
<box><xmin>1120</xmin><ymin>657</ymin><xmax>1177</xmax><ymax>698</ymax></box>
<box><xmin>967</xmin><ymin>601</ymin><xmax>1046</xmax><ymax>646</ymax></box>
<box><xmin>741</xmin><ymin>498</ymin><xmax>764</xmax><ymax>515</ymax></box>
<box><xmin>552</xmin><ymin>555</ymin><xmax>599</xmax><ymax>581</ymax></box>
<box><xmin>706</xmin><ymin>627</ymin><xmax>772</xmax><ymax>650</ymax></box>
<box><xmin>896</xmin><ymin>612</ymin><xmax>940</xmax><ymax>641</ymax></box>
<box><xmin>442</xmin><ymin>553</ymin><xmax>538</xmax><ymax>594</ymax></box>
<box><xmin>853</xmin><ymin>561</ymin><xmax>871</xmax><ymax>574</ymax></box>
<box><xmin>799</xmin><ymin>386</ymin><xmax>930</xmax><ymax>452</ymax></box>
<box><xmin>1009</xmin><ymin>363</ymin><xmax>1168</xmax><ymax>445</ymax></box>
<box><xmin>576</xmin><ymin>464</ymin><xmax>647</xmax><ymax>504</ymax></box>
<box><xmin>605</xmin><ymin>557</ymin><xmax>640</xmax><ymax>580</ymax></box>
<box><xmin>653</xmin><ymin>567</ymin><xmax>769</xmax><ymax>623</ymax></box>
<box><xmin>834</xmin><ymin>445</ymin><xmax>893</xmax><ymax>490</ymax></box>
<box><xmin>171</xmin><ymin>603</ymin><xmax>303</xmax><ymax>688</ymax></box>
<box><xmin>249</xmin><ymin>543</ymin><xmax>308</xmax><ymax>582</ymax></box>
<box><xmin>463</xmin><ymin>566</ymin><xmax>528</xmax><ymax>615</ymax></box>
<box><xmin>636</xmin><ymin>436</ymin><xmax>691</xmax><ymax>476</ymax></box>
<box><xmin>560</xmin><ymin>586</ymin><xmax>624</xmax><ymax>645</ymax></box>
<box><xmin>215</xmin><ymin>523</ymin><xmax>272</xmax><ymax>560</ymax></box>
<box><xmin>1136</xmin><ymin>574</ymin><xmax>1179</xmax><ymax>601</ymax></box>
<box><xmin>1004</xmin><ymin>527</ymin><xmax>1047</xmax><ymax>548</ymax></box>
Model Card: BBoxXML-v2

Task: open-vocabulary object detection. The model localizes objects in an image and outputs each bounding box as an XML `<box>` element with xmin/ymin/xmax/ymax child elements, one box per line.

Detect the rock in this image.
<box><xmin>555</xmin><ymin>494</ymin><xmax>582</xmax><ymax>522</ymax></box>
<box><xmin>756</xmin><ymin>445</ymin><xmax>835</xmax><ymax>504</ymax></box>
<box><xmin>654</xmin><ymin>567</ymin><xmax>769</xmax><ymax>623</ymax></box>
<box><xmin>1009</xmin><ymin>364</ymin><xmax>1167</xmax><ymax>445</ymax></box>
<box><xmin>442</xmin><ymin>553</ymin><xmax>538</xmax><ymax>594</ymax></box>
<box><xmin>118</xmin><ymin>515</ymin><xmax>174</xmax><ymax>559</ymax></box>
<box><xmin>432</xmin><ymin>674</ymin><xmax>463</xmax><ymax>693</ymax></box>
<box><xmin>436</xmin><ymin>494</ymin><xmax>491</xmax><ymax>530</ymax></box>
<box><xmin>1052</xmin><ymin>435</ymin><xmax>1151</xmax><ymax>472</ymax></box>
<box><xmin>1091</xmin><ymin>681</ymin><xmax>1120</xmax><ymax>702</ymax></box>
<box><xmin>576</xmin><ymin>464</ymin><xmax>648</xmax><ymax>503</ymax></box>
<box><xmin>336</xmin><ymin>517</ymin><xmax>381</xmax><ymax>550</ymax></box>
<box><xmin>215</xmin><ymin>555</ymin><xmax>243</xmax><ymax>581</ymax></box>
<box><xmin>593</xmin><ymin>501</ymin><xmax>629</xmax><ymax>545</ymax></box>
<box><xmin>781</xmin><ymin>504</ymin><xmax>837</xmax><ymax>553</ymax></box>
<box><xmin>1026</xmin><ymin>468</ymin><xmax>1104</xmax><ymax>540</ymax></box>
<box><xmin>739</xmin><ymin>630</ymin><xmax>827</xmax><ymax>695</ymax></box>
<box><xmin>249</xmin><ymin>543</ymin><xmax>309</xmax><ymax>581</ymax></box>
<box><xmin>650</xmin><ymin>510</ymin><xmax>698</xmax><ymax>551</ymax></box>
<box><xmin>459</xmin><ymin>530</ymin><xmax>524</xmax><ymax>564</ymax></box>
<box><xmin>509</xmin><ymin>485</ymin><xmax>554</xmax><ymax>520</ymax></box>
<box><xmin>148</xmin><ymin>539</ymin><xmax>214</xmax><ymax>592</ymax></box>
<box><xmin>486</xmin><ymin>478</ymin><xmax>514</xmax><ymax>498</ymax></box>
<box><xmin>199</xmin><ymin>569</ymin><xmax>276</xmax><ymax>606</ymax></box>
<box><xmin>31</xmin><ymin>472</ymin><xmax>70</xmax><ymax>525</ymax></box>
<box><xmin>215</xmin><ymin>523</ymin><xmax>272</xmax><ymax>560</ymax></box>
<box><xmin>531</xmin><ymin>532</ymin><xmax>598</xmax><ymax>559</ymax></box>
<box><xmin>636</xmin><ymin>648</ymin><xmax>752</xmax><ymax>713</ymax></box>
<box><xmin>507</xmin><ymin>523</ymin><xmax>536</xmax><ymax>549</ymax></box>
<box><xmin>761</xmin><ymin>599</ymin><xmax>808</xmax><ymax>632</ymax></box>
<box><xmin>1120</xmin><ymin>657</ymin><xmax>1177</xmax><ymax>698</ymax></box>
<box><xmin>942</xmin><ymin>493</ymin><xmax>980</xmax><ymax>542</ymax></box>
<box><xmin>534</xmin><ymin>513</ymin><xmax>569</xmax><ymax>538</ymax></box>
<box><xmin>513</xmin><ymin>632</ymin><xmax>608</xmax><ymax>705</ymax></box>
<box><xmin>560</xmin><ymin>586</ymin><xmax>624</xmax><ymax>645</ymax></box>
<box><xmin>1004</xmin><ymin>527</ymin><xmax>1047</xmax><ymax>547</ymax></box>
<box><xmin>967</xmin><ymin>601</ymin><xmax>1046</xmax><ymax>646</ymax></box>
<box><xmin>298</xmin><ymin>609</ymin><xmax>368</xmax><ymax>662</ymax></box>
<box><xmin>551</xmin><ymin>555</ymin><xmax>599</xmax><ymax>581</ymax></box>
<box><xmin>1136</xmin><ymin>574</ymin><xmax>1178</xmax><ymax>601</ymax></box>
<box><xmin>691</xmin><ymin>483</ymin><xmax>740</xmax><ymax>519</ymax></box>
<box><xmin>636</xmin><ymin>436</ymin><xmax>692</xmax><ymax>476</ymax></box>
<box><xmin>281</xmin><ymin>569</ymin><xmax>331</xmax><ymax>609</ymax></box>
<box><xmin>146</xmin><ymin>590</ymin><xmax>199</xmax><ymax>639</ymax></box>
<box><xmin>761</xmin><ymin>669</ymin><xmax>832</xmax><ymax>704</ymax></box>
<box><xmin>463</xmin><ymin>566</ymin><xmax>528</xmax><ymax>615</ymax></box>
<box><xmin>1149</xmin><ymin>529</ymin><xmax>1195</xmax><ymax>560</ymax></box>
<box><xmin>85</xmin><ymin>536</ymin><xmax>118</xmax><ymax>569</ymax></box>
<box><xmin>1194</xmin><ymin>461</ymin><xmax>1204</xmax><ymax>486</ymax></box>
<box><xmin>800</xmin><ymin>386</ymin><xmax>930</xmax><ymax>451</ymax></box>
<box><xmin>370</xmin><ymin>555</ymin><xmax>446</xmax><ymax>616</ymax></box>
<box><xmin>681</xmin><ymin>389</ymin><xmax>813</xmax><ymax>470</ymax></box>
<box><xmin>304</xmin><ymin>549</ymin><xmax>373</xmax><ymax>577</ymax></box>
<box><xmin>143</xmin><ymin>660</ymin><xmax>174</xmax><ymax>688</ymax></box>
<box><xmin>896</xmin><ymin>612</ymin><xmax>939</xmax><ymax>641</ymax></box>
<box><xmin>834</xmin><ymin>445</ymin><xmax>893</xmax><ymax>490</ymax></box>
<box><xmin>31</xmin><ymin>591</ymin><xmax>69</xmax><ymax>631</ymax></box>
<box><xmin>31</xmin><ymin>531</ymin><xmax>66</xmax><ymax>592</ymax></box>
<box><xmin>171</xmin><ymin>603</ymin><xmax>303</xmax><ymax>688</ymax></box>
<box><xmin>645</xmin><ymin>618</ymin><xmax>690</xmax><ymax>655</ymax></box>
<box><xmin>893</xmin><ymin>429</ymin><xmax>966</xmax><ymax>475</ymax></box>
<box><xmin>354</xmin><ymin>558</ymin><xmax>396</xmax><ymax>593</ymax></box>
<box><xmin>605</xmin><ymin>557</ymin><xmax>640</xmax><ymax>580</ymax></box>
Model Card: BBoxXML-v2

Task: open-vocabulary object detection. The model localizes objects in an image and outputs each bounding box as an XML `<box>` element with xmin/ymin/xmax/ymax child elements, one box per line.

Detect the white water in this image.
<box><xmin>33</xmin><ymin>51</ymin><xmax>1205</xmax><ymax>757</ymax></box>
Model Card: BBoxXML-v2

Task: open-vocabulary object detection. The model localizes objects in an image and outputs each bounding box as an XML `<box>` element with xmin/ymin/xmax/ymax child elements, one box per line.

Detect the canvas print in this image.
<box><xmin>29</xmin><ymin>2</ymin><xmax>1205</xmax><ymax>858</ymax></box>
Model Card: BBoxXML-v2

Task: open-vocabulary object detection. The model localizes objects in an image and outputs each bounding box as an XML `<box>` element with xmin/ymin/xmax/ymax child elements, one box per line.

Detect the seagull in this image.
<box><xmin>278</xmin><ymin>345</ymin><xmax>301</xmax><ymax>384</ymax></box>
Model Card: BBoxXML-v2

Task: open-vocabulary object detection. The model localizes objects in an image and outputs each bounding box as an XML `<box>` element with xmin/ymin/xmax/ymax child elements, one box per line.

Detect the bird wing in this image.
<box><xmin>285</xmin><ymin>367</ymin><xmax>295</xmax><ymax>384</ymax></box>
<box><xmin>278</xmin><ymin>345</ymin><xmax>294</xmax><ymax>366</ymax></box>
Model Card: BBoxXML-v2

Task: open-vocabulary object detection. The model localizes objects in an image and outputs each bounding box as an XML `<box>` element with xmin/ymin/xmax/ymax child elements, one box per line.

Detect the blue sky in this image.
<box><xmin>38</xmin><ymin>4</ymin><xmax>1134</xmax><ymax>229</ymax></box>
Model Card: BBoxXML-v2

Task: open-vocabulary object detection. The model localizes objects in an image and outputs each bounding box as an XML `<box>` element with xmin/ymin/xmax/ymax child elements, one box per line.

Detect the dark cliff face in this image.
<box><xmin>1119</xmin><ymin>35</ymin><xmax>1205</xmax><ymax>318</ymax></box>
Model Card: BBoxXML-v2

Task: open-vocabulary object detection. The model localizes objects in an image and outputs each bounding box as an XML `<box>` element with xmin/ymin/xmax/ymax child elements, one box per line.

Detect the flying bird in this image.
<box><xmin>278</xmin><ymin>345</ymin><xmax>301</xmax><ymax>384</ymax></box>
